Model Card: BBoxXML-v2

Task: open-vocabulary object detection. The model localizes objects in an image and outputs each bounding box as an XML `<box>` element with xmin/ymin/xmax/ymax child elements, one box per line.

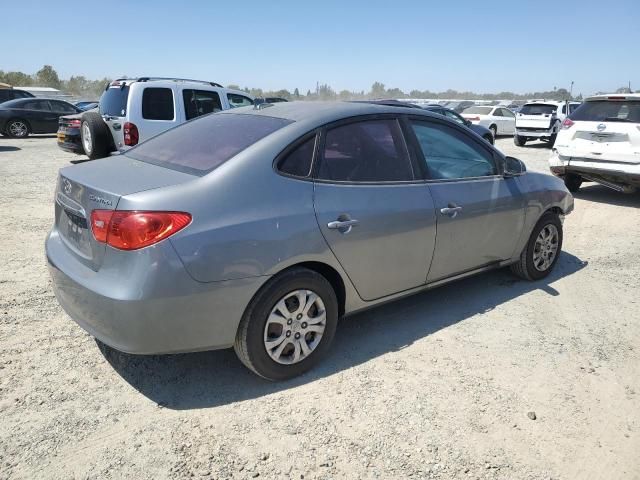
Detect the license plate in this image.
<box><xmin>57</xmin><ymin>132</ymin><xmax>65</xmax><ymax>142</ymax></box>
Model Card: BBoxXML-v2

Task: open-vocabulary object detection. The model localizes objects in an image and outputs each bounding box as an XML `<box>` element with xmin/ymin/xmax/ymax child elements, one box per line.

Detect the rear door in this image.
<box><xmin>560</xmin><ymin>99</ymin><xmax>640</xmax><ymax>164</ymax></box>
<box><xmin>408</xmin><ymin>117</ymin><xmax>525</xmax><ymax>282</ymax></box>
<box><xmin>313</xmin><ymin>116</ymin><xmax>437</xmax><ymax>301</ymax></box>
<box><xmin>134</xmin><ymin>86</ymin><xmax>178</xmax><ymax>143</ymax></box>
<box><xmin>20</xmin><ymin>99</ymin><xmax>55</xmax><ymax>133</ymax></box>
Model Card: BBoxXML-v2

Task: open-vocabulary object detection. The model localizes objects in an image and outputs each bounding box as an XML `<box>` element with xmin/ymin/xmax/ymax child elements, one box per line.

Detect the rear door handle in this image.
<box><xmin>440</xmin><ymin>205</ymin><xmax>463</xmax><ymax>218</ymax></box>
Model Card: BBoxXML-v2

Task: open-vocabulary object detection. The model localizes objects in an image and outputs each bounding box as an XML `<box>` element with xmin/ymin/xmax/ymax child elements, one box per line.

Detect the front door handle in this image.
<box><xmin>440</xmin><ymin>204</ymin><xmax>463</xmax><ymax>218</ymax></box>
<box><xmin>327</xmin><ymin>218</ymin><xmax>359</xmax><ymax>234</ymax></box>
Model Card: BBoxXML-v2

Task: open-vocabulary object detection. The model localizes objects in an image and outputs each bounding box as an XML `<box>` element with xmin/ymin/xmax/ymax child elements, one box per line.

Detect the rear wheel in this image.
<box><xmin>6</xmin><ymin>119</ymin><xmax>29</xmax><ymax>138</ymax></box>
<box><xmin>514</xmin><ymin>135</ymin><xmax>527</xmax><ymax>146</ymax></box>
<box><xmin>511</xmin><ymin>212</ymin><xmax>563</xmax><ymax>281</ymax></box>
<box><xmin>81</xmin><ymin>112</ymin><xmax>112</xmax><ymax>160</ymax></box>
<box><xmin>483</xmin><ymin>134</ymin><xmax>494</xmax><ymax>145</ymax></box>
<box><xmin>564</xmin><ymin>173</ymin><xmax>582</xmax><ymax>192</ymax></box>
<box><xmin>234</xmin><ymin>268</ymin><xmax>338</xmax><ymax>381</ymax></box>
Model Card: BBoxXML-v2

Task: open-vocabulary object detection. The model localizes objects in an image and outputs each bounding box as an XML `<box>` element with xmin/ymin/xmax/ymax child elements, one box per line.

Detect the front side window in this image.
<box><xmin>317</xmin><ymin>119</ymin><xmax>414</xmax><ymax>182</ymax></box>
<box><xmin>462</xmin><ymin>106</ymin><xmax>492</xmax><ymax>115</ymax></box>
<box><xmin>227</xmin><ymin>93</ymin><xmax>254</xmax><ymax>108</ymax></box>
<box><xmin>127</xmin><ymin>113</ymin><xmax>292</xmax><ymax>175</ymax></box>
<box><xmin>502</xmin><ymin>108</ymin><xmax>515</xmax><ymax>117</ymax></box>
<box><xmin>277</xmin><ymin>136</ymin><xmax>316</xmax><ymax>177</ymax></box>
<box><xmin>182</xmin><ymin>89</ymin><xmax>222</xmax><ymax>120</ymax></box>
<box><xmin>411</xmin><ymin>121</ymin><xmax>497</xmax><ymax>180</ymax></box>
<box><xmin>142</xmin><ymin>87</ymin><xmax>174</xmax><ymax>120</ymax></box>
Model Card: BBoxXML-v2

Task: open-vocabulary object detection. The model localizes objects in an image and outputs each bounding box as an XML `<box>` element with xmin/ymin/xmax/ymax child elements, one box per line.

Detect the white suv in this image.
<box><xmin>514</xmin><ymin>100</ymin><xmax>581</xmax><ymax>147</ymax></box>
<box><xmin>80</xmin><ymin>77</ymin><xmax>255</xmax><ymax>159</ymax></box>
<box><xmin>549</xmin><ymin>94</ymin><xmax>640</xmax><ymax>193</ymax></box>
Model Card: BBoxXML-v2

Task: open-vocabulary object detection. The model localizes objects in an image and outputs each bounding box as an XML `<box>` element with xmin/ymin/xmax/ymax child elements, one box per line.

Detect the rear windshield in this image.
<box><xmin>463</xmin><ymin>106</ymin><xmax>492</xmax><ymax>115</ymax></box>
<box><xmin>571</xmin><ymin>100</ymin><xmax>640</xmax><ymax>123</ymax></box>
<box><xmin>127</xmin><ymin>113</ymin><xmax>292</xmax><ymax>175</ymax></box>
<box><xmin>520</xmin><ymin>104</ymin><xmax>557</xmax><ymax>115</ymax></box>
<box><xmin>99</xmin><ymin>85</ymin><xmax>130</xmax><ymax>117</ymax></box>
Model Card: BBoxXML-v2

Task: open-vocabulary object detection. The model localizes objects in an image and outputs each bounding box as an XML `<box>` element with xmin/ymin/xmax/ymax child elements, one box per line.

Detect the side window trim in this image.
<box><xmin>406</xmin><ymin>115</ymin><xmax>503</xmax><ymax>182</ymax></box>
<box><xmin>273</xmin><ymin>130</ymin><xmax>319</xmax><ymax>181</ymax></box>
<box><xmin>312</xmin><ymin>114</ymin><xmax>420</xmax><ymax>185</ymax></box>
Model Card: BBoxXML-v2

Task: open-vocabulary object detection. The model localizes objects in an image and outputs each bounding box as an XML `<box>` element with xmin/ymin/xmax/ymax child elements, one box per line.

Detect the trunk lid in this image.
<box><xmin>55</xmin><ymin>155</ymin><xmax>195</xmax><ymax>270</ymax></box>
<box><xmin>556</xmin><ymin>121</ymin><xmax>640</xmax><ymax>164</ymax></box>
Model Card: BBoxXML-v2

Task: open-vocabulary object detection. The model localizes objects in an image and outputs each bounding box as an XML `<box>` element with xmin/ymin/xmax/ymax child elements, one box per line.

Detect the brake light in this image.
<box><xmin>466</xmin><ymin>116</ymin><xmax>480</xmax><ymax>121</ymax></box>
<box><xmin>561</xmin><ymin>118</ymin><xmax>575</xmax><ymax>130</ymax></box>
<box><xmin>90</xmin><ymin>210</ymin><xmax>191</xmax><ymax>250</ymax></box>
<box><xmin>69</xmin><ymin>119</ymin><xmax>81</xmax><ymax>128</ymax></box>
<box><xmin>124</xmin><ymin>122</ymin><xmax>139</xmax><ymax>146</ymax></box>
<box><xmin>607</xmin><ymin>96</ymin><xmax>626</xmax><ymax>101</ymax></box>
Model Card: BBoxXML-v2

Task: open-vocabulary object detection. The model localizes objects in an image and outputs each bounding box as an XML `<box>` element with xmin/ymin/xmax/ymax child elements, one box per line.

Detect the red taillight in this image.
<box><xmin>69</xmin><ymin>119</ymin><xmax>81</xmax><ymax>128</ymax></box>
<box><xmin>91</xmin><ymin>210</ymin><xmax>191</xmax><ymax>250</ymax></box>
<box><xmin>124</xmin><ymin>122</ymin><xmax>139</xmax><ymax>146</ymax></box>
<box><xmin>466</xmin><ymin>116</ymin><xmax>480</xmax><ymax>121</ymax></box>
<box><xmin>561</xmin><ymin>118</ymin><xmax>575</xmax><ymax>130</ymax></box>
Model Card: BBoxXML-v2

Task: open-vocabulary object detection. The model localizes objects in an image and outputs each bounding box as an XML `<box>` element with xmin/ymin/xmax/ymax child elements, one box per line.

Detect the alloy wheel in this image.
<box><xmin>533</xmin><ymin>224</ymin><xmax>559</xmax><ymax>271</ymax></box>
<box><xmin>82</xmin><ymin>123</ymin><xmax>93</xmax><ymax>154</ymax></box>
<box><xmin>263</xmin><ymin>290</ymin><xmax>326</xmax><ymax>365</ymax></box>
<box><xmin>9</xmin><ymin>121</ymin><xmax>27</xmax><ymax>137</ymax></box>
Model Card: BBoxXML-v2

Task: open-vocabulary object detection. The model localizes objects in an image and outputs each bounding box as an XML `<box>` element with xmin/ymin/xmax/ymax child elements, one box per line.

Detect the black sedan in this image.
<box><xmin>422</xmin><ymin>105</ymin><xmax>494</xmax><ymax>144</ymax></box>
<box><xmin>0</xmin><ymin>98</ymin><xmax>81</xmax><ymax>138</ymax></box>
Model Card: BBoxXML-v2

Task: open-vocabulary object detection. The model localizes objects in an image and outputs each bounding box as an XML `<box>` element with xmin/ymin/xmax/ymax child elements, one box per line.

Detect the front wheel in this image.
<box><xmin>6</xmin><ymin>119</ymin><xmax>29</xmax><ymax>138</ymax></box>
<box><xmin>514</xmin><ymin>135</ymin><xmax>527</xmax><ymax>146</ymax></box>
<box><xmin>234</xmin><ymin>268</ymin><xmax>338</xmax><ymax>381</ymax></box>
<box><xmin>511</xmin><ymin>212</ymin><xmax>563</xmax><ymax>281</ymax></box>
<box><xmin>489</xmin><ymin>125</ymin><xmax>497</xmax><ymax>139</ymax></box>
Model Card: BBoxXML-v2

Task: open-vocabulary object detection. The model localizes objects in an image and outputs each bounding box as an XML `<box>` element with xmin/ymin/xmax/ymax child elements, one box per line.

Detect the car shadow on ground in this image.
<box><xmin>0</xmin><ymin>146</ymin><xmax>20</xmax><ymax>152</ymax></box>
<box><xmin>574</xmin><ymin>184</ymin><xmax>640</xmax><ymax>207</ymax></box>
<box><xmin>100</xmin><ymin>251</ymin><xmax>586</xmax><ymax>410</ymax></box>
<box><xmin>519</xmin><ymin>141</ymin><xmax>552</xmax><ymax>150</ymax></box>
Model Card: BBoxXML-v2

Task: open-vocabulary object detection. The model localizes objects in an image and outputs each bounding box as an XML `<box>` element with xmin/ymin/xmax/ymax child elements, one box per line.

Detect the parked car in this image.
<box><xmin>74</xmin><ymin>101</ymin><xmax>99</xmax><ymax>111</ymax></box>
<box><xmin>0</xmin><ymin>88</ymin><xmax>35</xmax><ymax>104</ymax></box>
<box><xmin>255</xmin><ymin>97</ymin><xmax>289</xmax><ymax>104</ymax></box>
<box><xmin>461</xmin><ymin>105</ymin><xmax>516</xmax><ymax>138</ymax></box>
<box><xmin>445</xmin><ymin>100</ymin><xmax>475</xmax><ymax>113</ymax></box>
<box><xmin>0</xmin><ymin>98</ymin><xmax>81</xmax><ymax>137</ymax></box>
<box><xmin>58</xmin><ymin>77</ymin><xmax>255</xmax><ymax>160</ymax></box>
<box><xmin>422</xmin><ymin>105</ymin><xmax>495</xmax><ymax>144</ymax></box>
<box><xmin>549</xmin><ymin>93</ymin><xmax>640</xmax><ymax>193</ymax></box>
<box><xmin>514</xmin><ymin>101</ymin><xmax>581</xmax><ymax>147</ymax></box>
<box><xmin>47</xmin><ymin>102</ymin><xmax>573</xmax><ymax>380</ymax></box>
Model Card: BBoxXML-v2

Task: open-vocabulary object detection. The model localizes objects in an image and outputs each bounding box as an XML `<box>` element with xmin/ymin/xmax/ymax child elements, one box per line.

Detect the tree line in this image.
<box><xmin>1</xmin><ymin>65</ymin><xmax>633</xmax><ymax>101</ymax></box>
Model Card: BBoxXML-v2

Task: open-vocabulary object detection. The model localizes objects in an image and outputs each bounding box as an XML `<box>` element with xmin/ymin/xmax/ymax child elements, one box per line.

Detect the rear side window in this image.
<box><xmin>142</xmin><ymin>87</ymin><xmax>174</xmax><ymax>120</ymax></box>
<box><xmin>227</xmin><ymin>93</ymin><xmax>254</xmax><ymax>108</ymax></box>
<box><xmin>22</xmin><ymin>100</ymin><xmax>51</xmax><ymax>111</ymax></box>
<box><xmin>127</xmin><ymin>113</ymin><xmax>292</xmax><ymax>175</ymax></box>
<box><xmin>51</xmin><ymin>101</ymin><xmax>77</xmax><ymax>113</ymax></box>
<box><xmin>277</xmin><ymin>136</ymin><xmax>315</xmax><ymax>177</ymax></box>
<box><xmin>571</xmin><ymin>100</ymin><xmax>640</xmax><ymax>123</ymax></box>
<box><xmin>183</xmin><ymin>89</ymin><xmax>222</xmax><ymax>120</ymax></box>
<box><xmin>411</xmin><ymin>121</ymin><xmax>497</xmax><ymax>179</ymax></box>
<box><xmin>100</xmin><ymin>85</ymin><xmax>130</xmax><ymax>117</ymax></box>
<box><xmin>317</xmin><ymin>119</ymin><xmax>414</xmax><ymax>182</ymax></box>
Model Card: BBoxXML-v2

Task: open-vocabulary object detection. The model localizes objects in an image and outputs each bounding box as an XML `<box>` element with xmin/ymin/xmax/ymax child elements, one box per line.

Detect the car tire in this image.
<box><xmin>564</xmin><ymin>173</ymin><xmax>582</xmax><ymax>192</ymax></box>
<box><xmin>549</xmin><ymin>133</ymin><xmax>558</xmax><ymax>147</ymax></box>
<box><xmin>81</xmin><ymin>112</ymin><xmax>112</xmax><ymax>160</ymax></box>
<box><xmin>5</xmin><ymin>119</ymin><xmax>30</xmax><ymax>138</ymax></box>
<box><xmin>510</xmin><ymin>212</ymin><xmax>563</xmax><ymax>281</ymax></box>
<box><xmin>514</xmin><ymin>135</ymin><xmax>527</xmax><ymax>146</ymax></box>
<box><xmin>234</xmin><ymin>267</ymin><xmax>339</xmax><ymax>381</ymax></box>
<box><xmin>489</xmin><ymin>125</ymin><xmax>497</xmax><ymax>139</ymax></box>
<box><xmin>483</xmin><ymin>134</ymin><xmax>494</xmax><ymax>145</ymax></box>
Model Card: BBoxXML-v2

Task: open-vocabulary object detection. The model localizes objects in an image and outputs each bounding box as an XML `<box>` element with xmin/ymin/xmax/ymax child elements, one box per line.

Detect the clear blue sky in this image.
<box><xmin>4</xmin><ymin>0</ymin><xmax>639</xmax><ymax>95</ymax></box>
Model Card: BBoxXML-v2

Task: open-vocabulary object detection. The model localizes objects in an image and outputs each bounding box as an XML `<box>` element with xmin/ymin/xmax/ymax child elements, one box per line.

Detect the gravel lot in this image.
<box><xmin>1</xmin><ymin>134</ymin><xmax>639</xmax><ymax>480</ymax></box>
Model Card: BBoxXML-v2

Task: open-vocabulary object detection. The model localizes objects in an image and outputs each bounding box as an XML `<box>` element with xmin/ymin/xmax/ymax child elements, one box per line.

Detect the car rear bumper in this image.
<box><xmin>549</xmin><ymin>152</ymin><xmax>640</xmax><ymax>187</ymax></box>
<box><xmin>516</xmin><ymin>128</ymin><xmax>553</xmax><ymax>138</ymax></box>
<box><xmin>57</xmin><ymin>128</ymin><xmax>83</xmax><ymax>154</ymax></box>
<box><xmin>46</xmin><ymin>229</ymin><xmax>270</xmax><ymax>354</ymax></box>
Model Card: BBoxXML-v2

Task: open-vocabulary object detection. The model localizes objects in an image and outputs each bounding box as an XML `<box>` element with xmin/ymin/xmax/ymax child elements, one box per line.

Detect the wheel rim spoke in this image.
<box><xmin>533</xmin><ymin>223</ymin><xmax>559</xmax><ymax>272</ymax></box>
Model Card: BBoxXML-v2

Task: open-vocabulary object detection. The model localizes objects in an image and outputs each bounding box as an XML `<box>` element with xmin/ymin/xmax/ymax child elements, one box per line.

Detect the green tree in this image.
<box><xmin>227</xmin><ymin>84</ymin><xmax>240</xmax><ymax>90</ymax></box>
<box><xmin>294</xmin><ymin>88</ymin><xmax>300</xmax><ymax>98</ymax></box>
<box><xmin>0</xmin><ymin>70</ymin><xmax>33</xmax><ymax>87</ymax></box>
<box><xmin>370</xmin><ymin>81</ymin><xmax>386</xmax><ymax>98</ymax></box>
<box><xmin>35</xmin><ymin>65</ymin><xmax>61</xmax><ymax>88</ymax></box>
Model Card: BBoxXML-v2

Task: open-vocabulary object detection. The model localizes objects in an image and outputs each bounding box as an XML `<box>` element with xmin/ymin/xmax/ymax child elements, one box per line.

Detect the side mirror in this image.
<box><xmin>504</xmin><ymin>156</ymin><xmax>526</xmax><ymax>177</ymax></box>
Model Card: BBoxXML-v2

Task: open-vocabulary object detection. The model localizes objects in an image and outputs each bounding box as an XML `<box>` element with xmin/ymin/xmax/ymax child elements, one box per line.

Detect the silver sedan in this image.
<box><xmin>46</xmin><ymin>101</ymin><xmax>573</xmax><ymax>380</ymax></box>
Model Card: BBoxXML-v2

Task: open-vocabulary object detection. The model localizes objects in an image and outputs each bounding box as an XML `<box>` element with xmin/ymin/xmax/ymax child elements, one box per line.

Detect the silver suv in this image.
<box><xmin>79</xmin><ymin>77</ymin><xmax>254</xmax><ymax>159</ymax></box>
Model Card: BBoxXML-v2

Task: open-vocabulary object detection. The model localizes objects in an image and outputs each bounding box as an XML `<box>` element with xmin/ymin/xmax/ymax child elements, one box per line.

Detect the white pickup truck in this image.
<box><xmin>549</xmin><ymin>94</ymin><xmax>640</xmax><ymax>194</ymax></box>
<box><xmin>514</xmin><ymin>100</ymin><xmax>581</xmax><ymax>147</ymax></box>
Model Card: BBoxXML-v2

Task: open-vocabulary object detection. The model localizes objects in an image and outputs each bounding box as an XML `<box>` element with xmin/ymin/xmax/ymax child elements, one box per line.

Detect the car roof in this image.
<box><xmin>585</xmin><ymin>93</ymin><xmax>640</xmax><ymax>102</ymax></box>
<box><xmin>220</xmin><ymin>101</ymin><xmax>440</xmax><ymax>125</ymax></box>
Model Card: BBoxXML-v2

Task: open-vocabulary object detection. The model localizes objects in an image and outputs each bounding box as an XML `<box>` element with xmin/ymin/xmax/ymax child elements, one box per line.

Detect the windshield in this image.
<box><xmin>463</xmin><ymin>106</ymin><xmax>492</xmax><ymax>115</ymax></box>
<box><xmin>571</xmin><ymin>100</ymin><xmax>640</xmax><ymax>123</ymax></box>
<box><xmin>127</xmin><ymin>113</ymin><xmax>293</xmax><ymax>175</ymax></box>
<box><xmin>520</xmin><ymin>104</ymin><xmax>557</xmax><ymax>115</ymax></box>
<box><xmin>99</xmin><ymin>85</ymin><xmax>130</xmax><ymax>117</ymax></box>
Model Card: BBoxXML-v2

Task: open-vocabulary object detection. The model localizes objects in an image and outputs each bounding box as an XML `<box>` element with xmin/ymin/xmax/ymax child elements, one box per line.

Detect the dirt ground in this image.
<box><xmin>0</xmin><ymin>134</ymin><xmax>638</xmax><ymax>480</ymax></box>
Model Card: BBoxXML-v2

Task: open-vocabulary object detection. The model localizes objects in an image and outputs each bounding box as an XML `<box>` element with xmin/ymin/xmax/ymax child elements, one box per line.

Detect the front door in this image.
<box><xmin>313</xmin><ymin>117</ymin><xmax>437</xmax><ymax>301</ymax></box>
<box><xmin>409</xmin><ymin>118</ymin><xmax>525</xmax><ymax>282</ymax></box>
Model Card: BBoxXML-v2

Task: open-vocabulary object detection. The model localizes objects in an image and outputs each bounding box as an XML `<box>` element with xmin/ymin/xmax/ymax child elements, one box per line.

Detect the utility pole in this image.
<box><xmin>570</xmin><ymin>81</ymin><xmax>574</xmax><ymax>99</ymax></box>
